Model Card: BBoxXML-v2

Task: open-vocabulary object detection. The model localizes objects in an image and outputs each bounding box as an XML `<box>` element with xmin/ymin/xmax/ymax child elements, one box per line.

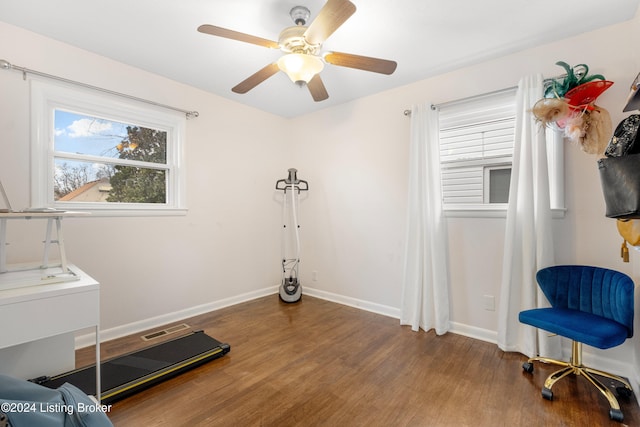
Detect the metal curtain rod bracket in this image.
<box><xmin>403</xmin><ymin>104</ymin><xmax>437</xmax><ymax>116</ymax></box>
<box><xmin>0</xmin><ymin>59</ymin><xmax>199</xmax><ymax>119</ymax></box>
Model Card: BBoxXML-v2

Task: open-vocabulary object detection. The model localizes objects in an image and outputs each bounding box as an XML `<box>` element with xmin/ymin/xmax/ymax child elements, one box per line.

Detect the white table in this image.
<box><xmin>0</xmin><ymin>264</ymin><xmax>101</xmax><ymax>400</ymax></box>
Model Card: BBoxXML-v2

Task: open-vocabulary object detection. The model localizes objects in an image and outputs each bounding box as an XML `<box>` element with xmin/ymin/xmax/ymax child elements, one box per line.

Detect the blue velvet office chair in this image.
<box><xmin>519</xmin><ymin>265</ymin><xmax>635</xmax><ymax>422</ymax></box>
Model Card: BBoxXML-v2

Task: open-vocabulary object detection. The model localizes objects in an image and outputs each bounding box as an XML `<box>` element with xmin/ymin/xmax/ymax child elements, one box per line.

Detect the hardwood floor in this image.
<box><xmin>77</xmin><ymin>295</ymin><xmax>640</xmax><ymax>426</ymax></box>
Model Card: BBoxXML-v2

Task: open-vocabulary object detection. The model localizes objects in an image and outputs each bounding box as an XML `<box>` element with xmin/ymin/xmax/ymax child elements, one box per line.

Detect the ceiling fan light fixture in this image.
<box><xmin>277</xmin><ymin>53</ymin><xmax>324</xmax><ymax>85</ymax></box>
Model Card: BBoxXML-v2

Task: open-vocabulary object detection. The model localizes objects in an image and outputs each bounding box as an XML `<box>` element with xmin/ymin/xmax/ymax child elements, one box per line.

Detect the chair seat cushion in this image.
<box><xmin>519</xmin><ymin>307</ymin><xmax>629</xmax><ymax>349</ymax></box>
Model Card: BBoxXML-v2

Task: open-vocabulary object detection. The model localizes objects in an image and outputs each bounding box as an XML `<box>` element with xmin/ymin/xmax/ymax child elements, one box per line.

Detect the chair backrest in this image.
<box><xmin>536</xmin><ymin>265</ymin><xmax>635</xmax><ymax>338</ymax></box>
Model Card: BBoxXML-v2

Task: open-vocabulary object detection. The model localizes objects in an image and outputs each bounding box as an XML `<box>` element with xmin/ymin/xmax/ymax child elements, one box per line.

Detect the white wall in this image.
<box><xmin>1</xmin><ymin>11</ymin><xmax>640</xmax><ymax>382</ymax></box>
<box><xmin>296</xmin><ymin>12</ymin><xmax>640</xmax><ymax>312</ymax></box>
<box><xmin>292</xmin><ymin>13</ymin><xmax>640</xmax><ymax>380</ymax></box>
<box><xmin>0</xmin><ymin>22</ymin><xmax>291</xmax><ymax>334</ymax></box>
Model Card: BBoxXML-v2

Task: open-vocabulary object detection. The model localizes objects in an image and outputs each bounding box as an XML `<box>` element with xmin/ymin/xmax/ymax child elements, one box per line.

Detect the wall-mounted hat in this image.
<box><xmin>564</xmin><ymin>80</ymin><xmax>613</xmax><ymax>109</ymax></box>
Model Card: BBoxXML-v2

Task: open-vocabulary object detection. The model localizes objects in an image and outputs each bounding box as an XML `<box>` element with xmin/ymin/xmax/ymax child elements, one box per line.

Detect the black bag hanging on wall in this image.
<box><xmin>598</xmin><ymin>153</ymin><xmax>640</xmax><ymax>218</ymax></box>
<box><xmin>603</xmin><ymin>114</ymin><xmax>640</xmax><ymax>156</ymax></box>
<box><xmin>599</xmin><ymin>114</ymin><xmax>640</xmax><ymax>218</ymax></box>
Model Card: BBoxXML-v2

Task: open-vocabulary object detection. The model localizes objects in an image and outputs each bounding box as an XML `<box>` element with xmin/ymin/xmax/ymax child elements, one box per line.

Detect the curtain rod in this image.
<box><xmin>403</xmin><ymin>86</ymin><xmax>517</xmax><ymax>117</ymax></box>
<box><xmin>403</xmin><ymin>74</ymin><xmax>568</xmax><ymax>116</ymax></box>
<box><xmin>0</xmin><ymin>59</ymin><xmax>199</xmax><ymax>119</ymax></box>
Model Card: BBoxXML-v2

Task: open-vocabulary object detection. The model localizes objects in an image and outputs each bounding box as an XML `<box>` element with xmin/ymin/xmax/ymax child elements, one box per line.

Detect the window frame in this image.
<box><xmin>30</xmin><ymin>79</ymin><xmax>187</xmax><ymax>216</ymax></box>
<box><xmin>438</xmin><ymin>89</ymin><xmax>565</xmax><ymax>218</ymax></box>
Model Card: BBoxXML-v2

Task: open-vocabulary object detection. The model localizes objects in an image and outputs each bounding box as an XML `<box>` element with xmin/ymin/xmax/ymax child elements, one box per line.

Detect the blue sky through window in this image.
<box><xmin>54</xmin><ymin>110</ymin><xmax>130</xmax><ymax>158</ymax></box>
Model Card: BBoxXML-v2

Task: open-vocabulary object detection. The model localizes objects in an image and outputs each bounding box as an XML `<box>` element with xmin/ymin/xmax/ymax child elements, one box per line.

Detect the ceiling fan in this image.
<box><xmin>197</xmin><ymin>0</ymin><xmax>397</xmax><ymax>102</ymax></box>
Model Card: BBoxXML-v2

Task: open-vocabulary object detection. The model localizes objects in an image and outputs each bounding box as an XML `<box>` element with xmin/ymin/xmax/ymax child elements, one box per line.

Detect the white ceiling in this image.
<box><xmin>1</xmin><ymin>0</ymin><xmax>638</xmax><ymax>118</ymax></box>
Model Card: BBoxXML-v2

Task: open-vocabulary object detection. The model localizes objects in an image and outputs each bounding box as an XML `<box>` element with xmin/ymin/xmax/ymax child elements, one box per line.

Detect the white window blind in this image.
<box><xmin>438</xmin><ymin>89</ymin><xmax>517</xmax><ymax>206</ymax></box>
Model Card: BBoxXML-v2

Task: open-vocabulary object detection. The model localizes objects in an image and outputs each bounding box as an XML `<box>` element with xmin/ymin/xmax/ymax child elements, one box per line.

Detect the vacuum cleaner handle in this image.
<box><xmin>275</xmin><ymin>168</ymin><xmax>309</xmax><ymax>192</ymax></box>
<box><xmin>275</xmin><ymin>180</ymin><xmax>309</xmax><ymax>192</ymax></box>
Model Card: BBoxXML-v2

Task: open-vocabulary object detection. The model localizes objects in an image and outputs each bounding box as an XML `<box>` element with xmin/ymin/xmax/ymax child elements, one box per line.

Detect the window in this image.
<box><xmin>438</xmin><ymin>89</ymin><xmax>516</xmax><ymax>213</ymax></box>
<box><xmin>485</xmin><ymin>166</ymin><xmax>511</xmax><ymax>203</ymax></box>
<box><xmin>31</xmin><ymin>80</ymin><xmax>186</xmax><ymax>215</ymax></box>
<box><xmin>437</xmin><ymin>88</ymin><xmax>565</xmax><ymax>217</ymax></box>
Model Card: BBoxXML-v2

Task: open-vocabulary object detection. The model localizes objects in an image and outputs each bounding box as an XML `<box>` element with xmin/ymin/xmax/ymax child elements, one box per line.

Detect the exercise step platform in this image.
<box><xmin>32</xmin><ymin>330</ymin><xmax>230</xmax><ymax>404</ymax></box>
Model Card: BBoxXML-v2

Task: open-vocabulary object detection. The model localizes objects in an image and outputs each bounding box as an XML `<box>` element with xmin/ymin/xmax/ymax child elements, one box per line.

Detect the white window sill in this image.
<box><xmin>443</xmin><ymin>205</ymin><xmax>566</xmax><ymax>219</ymax></box>
<box><xmin>49</xmin><ymin>206</ymin><xmax>188</xmax><ymax>218</ymax></box>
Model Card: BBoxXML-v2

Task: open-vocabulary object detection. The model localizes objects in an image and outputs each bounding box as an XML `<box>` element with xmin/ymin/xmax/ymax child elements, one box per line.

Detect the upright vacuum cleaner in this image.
<box><xmin>275</xmin><ymin>168</ymin><xmax>308</xmax><ymax>303</ymax></box>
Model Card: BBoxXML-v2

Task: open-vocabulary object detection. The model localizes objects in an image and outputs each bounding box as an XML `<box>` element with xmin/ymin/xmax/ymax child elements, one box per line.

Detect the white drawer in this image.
<box><xmin>0</xmin><ymin>288</ymin><xmax>99</xmax><ymax>349</ymax></box>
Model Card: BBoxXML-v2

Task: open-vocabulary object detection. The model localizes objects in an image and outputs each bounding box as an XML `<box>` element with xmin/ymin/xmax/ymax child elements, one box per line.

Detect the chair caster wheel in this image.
<box><xmin>609</xmin><ymin>408</ymin><xmax>624</xmax><ymax>422</ymax></box>
<box><xmin>522</xmin><ymin>362</ymin><xmax>533</xmax><ymax>373</ymax></box>
<box><xmin>542</xmin><ymin>387</ymin><xmax>553</xmax><ymax>401</ymax></box>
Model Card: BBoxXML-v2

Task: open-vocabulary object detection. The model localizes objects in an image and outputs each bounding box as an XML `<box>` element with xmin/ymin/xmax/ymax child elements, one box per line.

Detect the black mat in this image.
<box><xmin>34</xmin><ymin>331</ymin><xmax>230</xmax><ymax>404</ymax></box>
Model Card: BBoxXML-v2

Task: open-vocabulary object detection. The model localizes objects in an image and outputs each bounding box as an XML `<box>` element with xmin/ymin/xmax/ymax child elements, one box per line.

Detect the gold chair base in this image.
<box><xmin>525</xmin><ymin>341</ymin><xmax>632</xmax><ymax>422</ymax></box>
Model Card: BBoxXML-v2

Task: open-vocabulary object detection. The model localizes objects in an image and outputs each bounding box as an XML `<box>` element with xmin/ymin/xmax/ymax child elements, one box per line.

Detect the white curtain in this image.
<box><xmin>497</xmin><ymin>74</ymin><xmax>560</xmax><ymax>358</ymax></box>
<box><xmin>400</xmin><ymin>103</ymin><xmax>450</xmax><ymax>335</ymax></box>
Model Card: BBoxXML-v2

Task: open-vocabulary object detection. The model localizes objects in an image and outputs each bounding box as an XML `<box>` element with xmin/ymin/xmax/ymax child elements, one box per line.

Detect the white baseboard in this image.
<box><xmin>449</xmin><ymin>321</ymin><xmax>498</xmax><ymax>344</ymax></box>
<box><xmin>303</xmin><ymin>286</ymin><xmax>401</xmax><ymax>319</ymax></box>
<box><xmin>77</xmin><ymin>285</ymin><xmax>399</xmax><ymax>348</ymax></box>
<box><xmin>75</xmin><ymin>286</ymin><xmax>278</xmax><ymax>348</ymax></box>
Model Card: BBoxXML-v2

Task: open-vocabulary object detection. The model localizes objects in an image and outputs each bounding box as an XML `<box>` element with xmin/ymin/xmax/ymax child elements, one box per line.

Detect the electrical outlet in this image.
<box><xmin>312</xmin><ymin>270</ymin><xmax>318</xmax><ymax>282</ymax></box>
<box><xmin>483</xmin><ymin>295</ymin><xmax>495</xmax><ymax>311</ymax></box>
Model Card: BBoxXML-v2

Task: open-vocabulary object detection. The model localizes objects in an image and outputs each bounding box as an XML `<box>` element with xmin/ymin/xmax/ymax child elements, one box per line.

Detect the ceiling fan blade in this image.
<box><xmin>308</xmin><ymin>74</ymin><xmax>329</xmax><ymax>102</ymax></box>
<box><xmin>324</xmin><ymin>52</ymin><xmax>397</xmax><ymax>75</ymax></box>
<box><xmin>232</xmin><ymin>63</ymin><xmax>280</xmax><ymax>94</ymax></box>
<box><xmin>304</xmin><ymin>0</ymin><xmax>356</xmax><ymax>45</ymax></box>
<box><xmin>198</xmin><ymin>24</ymin><xmax>279</xmax><ymax>49</ymax></box>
